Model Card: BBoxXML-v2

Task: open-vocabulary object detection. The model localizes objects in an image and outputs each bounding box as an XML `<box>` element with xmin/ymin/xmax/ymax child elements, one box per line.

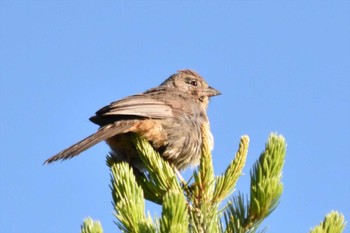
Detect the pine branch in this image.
<box><xmin>160</xmin><ymin>190</ymin><xmax>189</xmax><ymax>233</ymax></box>
<box><xmin>213</xmin><ymin>136</ymin><xmax>249</xmax><ymax>205</ymax></box>
<box><xmin>248</xmin><ymin>133</ymin><xmax>286</xmax><ymax>224</ymax></box>
<box><xmin>190</xmin><ymin>123</ymin><xmax>220</xmax><ymax>233</ymax></box>
<box><xmin>110</xmin><ymin>162</ymin><xmax>155</xmax><ymax>233</ymax></box>
<box><xmin>131</xmin><ymin>135</ymin><xmax>183</xmax><ymax>204</ymax></box>
<box><xmin>310</xmin><ymin>211</ymin><xmax>347</xmax><ymax>233</ymax></box>
<box><xmin>223</xmin><ymin>133</ymin><xmax>286</xmax><ymax>233</ymax></box>
<box><xmin>79</xmin><ymin>133</ymin><xmax>347</xmax><ymax>233</ymax></box>
<box><xmin>223</xmin><ymin>192</ymin><xmax>249</xmax><ymax>233</ymax></box>
<box><xmin>81</xmin><ymin>218</ymin><xmax>103</xmax><ymax>233</ymax></box>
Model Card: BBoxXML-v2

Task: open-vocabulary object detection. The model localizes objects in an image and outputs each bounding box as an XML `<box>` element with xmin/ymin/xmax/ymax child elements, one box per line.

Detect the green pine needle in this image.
<box><xmin>160</xmin><ymin>191</ymin><xmax>189</xmax><ymax>233</ymax></box>
<box><xmin>213</xmin><ymin>136</ymin><xmax>249</xmax><ymax>204</ymax></box>
<box><xmin>249</xmin><ymin>133</ymin><xmax>286</xmax><ymax>222</ymax></box>
<box><xmin>189</xmin><ymin>123</ymin><xmax>220</xmax><ymax>233</ymax></box>
<box><xmin>223</xmin><ymin>133</ymin><xmax>286</xmax><ymax>233</ymax></box>
<box><xmin>132</xmin><ymin>135</ymin><xmax>183</xmax><ymax>204</ymax></box>
<box><xmin>310</xmin><ymin>211</ymin><xmax>347</xmax><ymax>233</ymax></box>
<box><xmin>223</xmin><ymin>193</ymin><xmax>249</xmax><ymax>233</ymax></box>
<box><xmin>110</xmin><ymin>162</ymin><xmax>155</xmax><ymax>233</ymax></box>
<box><xmin>80</xmin><ymin>218</ymin><xmax>103</xmax><ymax>233</ymax></box>
<box><xmin>80</xmin><ymin>133</ymin><xmax>346</xmax><ymax>233</ymax></box>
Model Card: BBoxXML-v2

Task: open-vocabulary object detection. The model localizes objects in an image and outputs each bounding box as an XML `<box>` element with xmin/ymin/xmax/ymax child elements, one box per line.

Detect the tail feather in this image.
<box><xmin>44</xmin><ymin>124</ymin><xmax>130</xmax><ymax>164</ymax></box>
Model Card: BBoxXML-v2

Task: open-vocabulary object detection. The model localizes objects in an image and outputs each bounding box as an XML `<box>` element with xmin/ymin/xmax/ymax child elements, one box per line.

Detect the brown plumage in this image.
<box><xmin>44</xmin><ymin>69</ymin><xmax>220</xmax><ymax>171</ymax></box>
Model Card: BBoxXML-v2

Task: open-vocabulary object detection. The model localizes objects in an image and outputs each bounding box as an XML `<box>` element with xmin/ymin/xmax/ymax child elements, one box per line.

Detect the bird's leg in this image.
<box><xmin>173</xmin><ymin>167</ymin><xmax>187</xmax><ymax>186</ymax></box>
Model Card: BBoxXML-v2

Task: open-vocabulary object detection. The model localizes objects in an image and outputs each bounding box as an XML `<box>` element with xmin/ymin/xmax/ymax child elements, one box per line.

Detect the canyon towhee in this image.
<box><xmin>44</xmin><ymin>69</ymin><xmax>220</xmax><ymax>171</ymax></box>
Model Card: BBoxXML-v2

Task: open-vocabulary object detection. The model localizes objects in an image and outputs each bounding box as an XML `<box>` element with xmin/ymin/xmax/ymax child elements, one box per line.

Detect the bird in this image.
<box><xmin>44</xmin><ymin>69</ymin><xmax>220</xmax><ymax>171</ymax></box>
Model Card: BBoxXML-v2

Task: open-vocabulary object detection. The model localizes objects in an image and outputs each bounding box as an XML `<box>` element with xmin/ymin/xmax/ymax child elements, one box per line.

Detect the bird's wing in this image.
<box><xmin>90</xmin><ymin>93</ymin><xmax>175</xmax><ymax>125</ymax></box>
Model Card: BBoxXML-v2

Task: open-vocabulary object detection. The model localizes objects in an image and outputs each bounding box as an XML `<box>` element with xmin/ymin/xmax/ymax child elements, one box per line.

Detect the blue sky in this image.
<box><xmin>1</xmin><ymin>1</ymin><xmax>349</xmax><ymax>233</ymax></box>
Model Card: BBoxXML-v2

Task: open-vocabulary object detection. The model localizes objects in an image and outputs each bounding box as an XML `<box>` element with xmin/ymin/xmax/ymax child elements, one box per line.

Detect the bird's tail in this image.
<box><xmin>44</xmin><ymin>124</ymin><xmax>125</xmax><ymax>164</ymax></box>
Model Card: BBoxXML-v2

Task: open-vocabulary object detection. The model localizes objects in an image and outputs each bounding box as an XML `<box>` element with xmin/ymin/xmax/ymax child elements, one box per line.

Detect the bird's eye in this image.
<box><xmin>185</xmin><ymin>78</ymin><xmax>198</xmax><ymax>86</ymax></box>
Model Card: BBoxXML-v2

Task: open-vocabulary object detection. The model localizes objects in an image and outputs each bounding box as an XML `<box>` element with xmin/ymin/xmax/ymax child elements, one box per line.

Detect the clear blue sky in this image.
<box><xmin>1</xmin><ymin>1</ymin><xmax>349</xmax><ymax>233</ymax></box>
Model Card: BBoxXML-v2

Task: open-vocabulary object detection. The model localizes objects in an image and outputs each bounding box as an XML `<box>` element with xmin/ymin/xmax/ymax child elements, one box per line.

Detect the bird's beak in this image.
<box><xmin>206</xmin><ymin>86</ymin><xmax>221</xmax><ymax>97</ymax></box>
